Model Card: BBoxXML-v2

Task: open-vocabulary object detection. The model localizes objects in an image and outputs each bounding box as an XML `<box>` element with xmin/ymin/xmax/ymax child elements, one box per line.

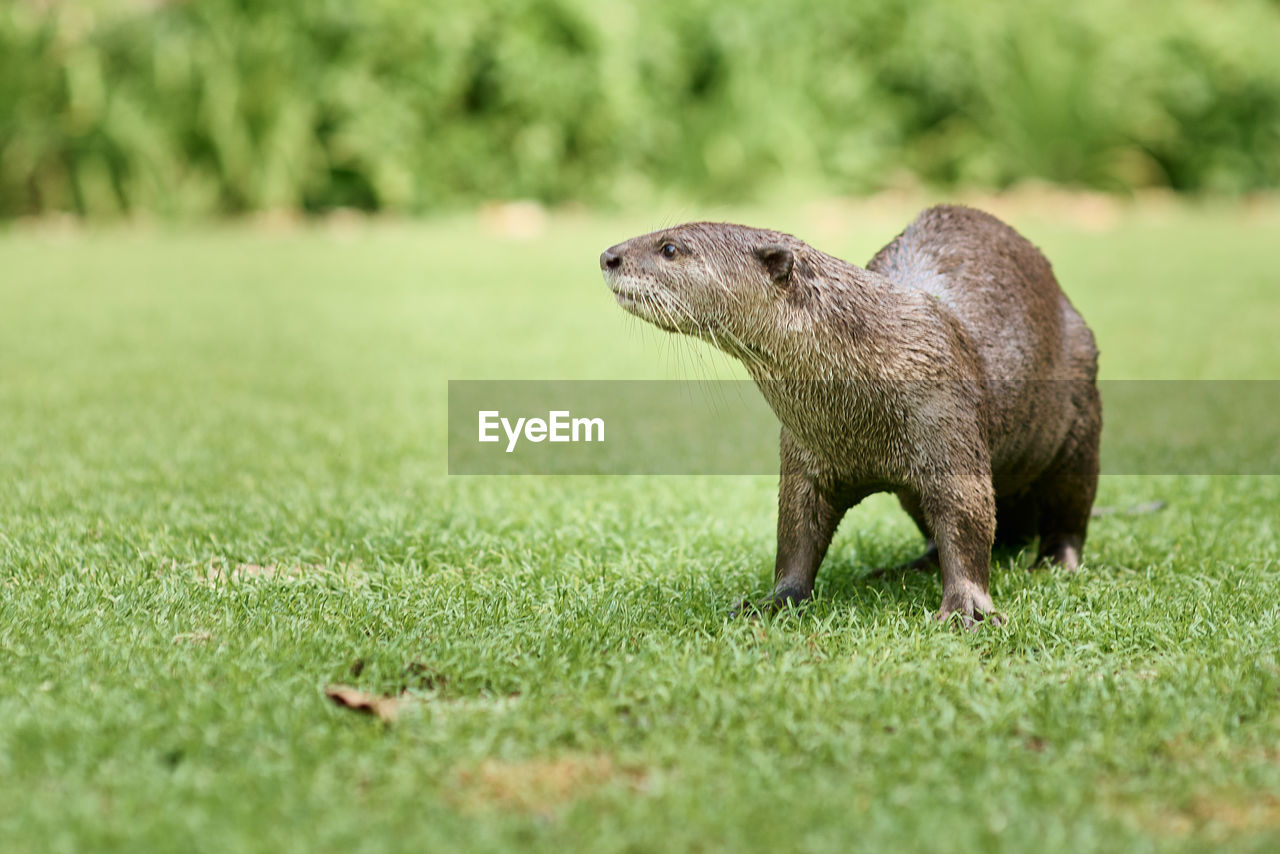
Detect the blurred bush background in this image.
<box><xmin>2</xmin><ymin>0</ymin><xmax>1278</xmax><ymax>219</ymax></box>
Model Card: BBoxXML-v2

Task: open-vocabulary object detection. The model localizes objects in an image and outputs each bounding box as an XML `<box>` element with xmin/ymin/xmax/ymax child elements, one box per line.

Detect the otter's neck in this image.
<box><xmin>735</xmin><ymin>263</ymin><xmax>903</xmax><ymax>384</ymax></box>
<box><xmin>728</xmin><ymin>264</ymin><xmax>926</xmax><ymax>464</ymax></box>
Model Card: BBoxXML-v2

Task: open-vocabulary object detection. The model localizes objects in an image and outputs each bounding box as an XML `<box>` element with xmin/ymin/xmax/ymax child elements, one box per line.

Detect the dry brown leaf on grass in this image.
<box><xmin>324</xmin><ymin>685</ymin><xmax>402</xmax><ymax>723</ymax></box>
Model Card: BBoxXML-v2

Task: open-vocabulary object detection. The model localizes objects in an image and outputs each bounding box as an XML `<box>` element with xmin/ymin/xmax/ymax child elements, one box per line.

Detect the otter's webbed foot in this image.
<box><xmin>1035</xmin><ymin>533</ymin><xmax>1083</xmax><ymax>570</ymax></box>
<box><xmin>935</xmin><ymin>582</ymin><xmax>1005</xmax><ymax>630</ymax></box>
<box><xmin>730</xmin><ymin>585</ymin><xmax>813</xmax><ymax>618</ymax></box>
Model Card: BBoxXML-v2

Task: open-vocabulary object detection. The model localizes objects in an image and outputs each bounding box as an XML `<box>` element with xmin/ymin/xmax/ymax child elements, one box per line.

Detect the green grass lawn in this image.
<box><xmin>2</xmin><ymin>201</ymin><xmax>1279</xmax><ymax>852</ymax></box>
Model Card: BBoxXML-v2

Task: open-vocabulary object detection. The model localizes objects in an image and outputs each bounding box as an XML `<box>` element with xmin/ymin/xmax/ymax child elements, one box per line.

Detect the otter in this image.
<box><xmin>599</xmin><ymin>206</ymin><xmax>1101</xmax><ymax>626</ymax></box>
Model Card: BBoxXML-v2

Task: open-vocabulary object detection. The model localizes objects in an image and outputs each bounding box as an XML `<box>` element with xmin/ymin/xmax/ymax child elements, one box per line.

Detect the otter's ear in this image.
<box><xmin>754</xmin><ymin>244</ymin><xmax>793</xmax><ymax>286</ymax></box>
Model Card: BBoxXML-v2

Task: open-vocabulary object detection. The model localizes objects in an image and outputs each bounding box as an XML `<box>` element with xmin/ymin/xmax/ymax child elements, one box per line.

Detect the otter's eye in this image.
<box><xmin>660</xmin><ymin>243</ymin><xmax>678</xmax><ymax>259</ymax></box>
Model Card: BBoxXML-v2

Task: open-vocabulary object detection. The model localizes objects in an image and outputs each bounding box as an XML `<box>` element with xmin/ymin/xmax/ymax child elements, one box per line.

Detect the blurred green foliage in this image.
<box><xmin>2</xmin><ymin>0</ymin><xmax>1279</xmax><ymax>218</ymax></box>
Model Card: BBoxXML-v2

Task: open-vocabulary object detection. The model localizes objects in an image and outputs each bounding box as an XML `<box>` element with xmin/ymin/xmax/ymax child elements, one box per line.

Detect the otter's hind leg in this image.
<box><xmin>868</xmin><ymin>492</ymin><xmax>938</xmax><ymax>578</ymax></box>
<box><xmin>1034</xmin><ymin>394</ymin><xmax>1102</xmax><ymax>569</ymax></box>
<box><xmin>994</xmin><ymin>492</ymin><xmax>1039</xmax><ymax>551</ymax></box>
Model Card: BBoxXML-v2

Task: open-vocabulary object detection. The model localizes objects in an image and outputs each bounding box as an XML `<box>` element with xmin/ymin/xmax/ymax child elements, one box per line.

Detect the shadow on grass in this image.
<box><xmin>778</xmin><ymin>540</ymin><xmax>1042</xmax><ymax>621</ymax></box>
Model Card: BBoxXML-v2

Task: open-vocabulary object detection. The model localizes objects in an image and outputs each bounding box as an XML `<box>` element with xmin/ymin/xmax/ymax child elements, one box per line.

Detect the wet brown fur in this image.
<box><xmin>599</xmin><ymin>206</ymin><xmax>1101</xmax><ymax>625</ymax></box>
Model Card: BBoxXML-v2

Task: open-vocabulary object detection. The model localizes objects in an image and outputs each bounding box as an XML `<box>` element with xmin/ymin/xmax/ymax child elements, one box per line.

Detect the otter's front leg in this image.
<box><xmin>763</xmin><ymin>465</ymin><xmax>845</xmax><ymax>611</ymax></box>
<box><xmin>918</xmin><ymin>476</ymin><xmax>1000</xmax><ymax>627</ymax></box>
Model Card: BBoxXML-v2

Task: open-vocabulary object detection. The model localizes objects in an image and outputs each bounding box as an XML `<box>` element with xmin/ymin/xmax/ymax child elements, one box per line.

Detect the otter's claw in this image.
<box><xmin>934</xmin><ymin>607</ymin><xmax>1007</xmax><ymax>630</ymax></box>
<box><xmin>935</xmin><ymin>584</ymin><xmax>1005</xmax><ymax>630</ymax></box>
<box><xmin>730</xmin><ymin>590</ymin><xmax>811</xmax><ymax>618</ymax></box>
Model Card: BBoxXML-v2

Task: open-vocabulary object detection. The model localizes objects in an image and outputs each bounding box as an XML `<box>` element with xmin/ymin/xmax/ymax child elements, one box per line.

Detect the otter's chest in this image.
<box><xmin>757</xmin><ymin>379</ymin><xmax>922</xmax><ymax>484</ymax></box>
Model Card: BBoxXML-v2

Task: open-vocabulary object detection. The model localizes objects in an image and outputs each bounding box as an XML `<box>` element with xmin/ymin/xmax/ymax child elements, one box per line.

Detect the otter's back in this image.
<box><xmin>867</xmin><ymin>205</ymin><xmax>1080</xmax><ymax>382</ymax></box>
<box><xmin>868</xmin><ymin>206</ymin><xmax>1099</xmax><ymax>482</ymax></box>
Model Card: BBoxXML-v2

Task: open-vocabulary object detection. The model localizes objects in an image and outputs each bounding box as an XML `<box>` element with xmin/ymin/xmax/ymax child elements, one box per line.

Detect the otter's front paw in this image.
<box><xmin>935</xmin><ymin>584</ymin><xmax>1005</xmax><ymax>630</ymax></box>
<box><xmin>730</xmin><ymin>587</ymin><xmax>811</xmax><ymax>618</ymax></box>
<box><xmin>730</xmin><ymin>597</ymin><xmax>771</xmax><ymax>619</ymax></box>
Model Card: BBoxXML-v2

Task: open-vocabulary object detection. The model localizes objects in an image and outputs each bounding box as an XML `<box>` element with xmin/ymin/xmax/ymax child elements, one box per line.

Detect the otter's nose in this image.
<box><xmin>600</xmin><ymin>248</ymin><xmax>622</xmax><ymax>271</ymax></box>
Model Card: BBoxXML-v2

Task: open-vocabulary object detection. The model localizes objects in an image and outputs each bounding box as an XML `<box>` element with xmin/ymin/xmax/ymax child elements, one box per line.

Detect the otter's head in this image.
<box><xmin>598</xmin><ymin>222</ymin><xmax>802</xmax><ymax>359</ymax></box>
